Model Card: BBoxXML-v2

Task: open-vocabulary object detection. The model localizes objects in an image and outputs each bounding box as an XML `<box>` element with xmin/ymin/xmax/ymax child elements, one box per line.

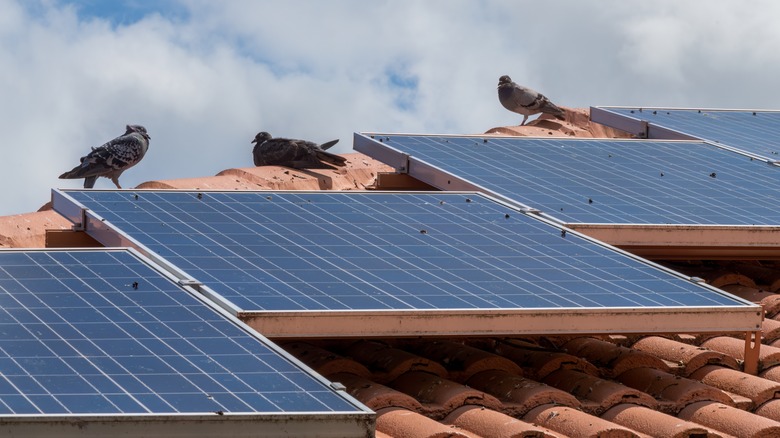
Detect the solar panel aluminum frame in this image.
<box><xmin>353</xmin><ymin>133</ymin><xmax>780</xmax><ymax>258</ymax></box>
<box><xmin>52</xmin><ymin>189</ymin><xmax>761</xmax><ymax>339</ymax></box>
<box><xmin>590</xmin><ymin>106</ymin><xmax>780</xmax><ymax>164</ymax></box>
<box><xmin>0</xmin><ymin>247</ymin><xmax>373</xmax><ymax>437</ymax></box>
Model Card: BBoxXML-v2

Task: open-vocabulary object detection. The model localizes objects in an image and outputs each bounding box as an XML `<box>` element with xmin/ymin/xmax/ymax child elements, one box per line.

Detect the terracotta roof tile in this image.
<box><xmin>689</xmin><ymin>365</ymin><xmax>780</xmax><ymax>408</ymax></box>
<box><xmin>137</xmin><ymin>153</ymin><xmax>392</xmax><ymax>191</ymax></box>
<box><xmin>523</xmin><ymin>403</ymin><xmax>641</xmax><ymax>438</ymax></box>
<box><xmin>465</xmin><ymin>369</ymin><xmax>581</xmax><ymax>416</ymax></box>
<box><xmin>701</xmin><ymin>337</ymin><xmax>780</xmax><ymax>372</ymax></box>
<box><xmin>561</xmin><ymin>337</ymin><xmax>670</xmax><ymax>377</ymax></box>
<box><xmin>616</xmin><ymin>367</ymin><xmax>733</xmax><ymax>411</ymax></box>
<box><xmin>390</xmin><ymin>370</ymin><xmax>503</xmax><ymax>419</ymax></box>
<box><xmin>678</xmin><ymin>401</ymin><xmax>780</xmax><ymax>438</ymax></box>
<box><xmin>760</xmin><ymin>295</ymin><xmax>780</xmax><ymax>319</ymax></box>
<box><xmin>542</xmin><ymin>369</ymin><xmax>657</xmax><ymax>415</ymax></box>
<box><xmin>760</xmin><ymin>319</ymin><xmax>780</xmax><ymax>344</ymax></box>
<box><xmin>376</xmin><ymin>407</ymin><xmax>473</xmax><ymax>438</ymax></box>
<box><xmin>280</xmin><ymin>341</ymin><xmax>371</xmax><ymax>378</ymax></box>
<box><xmin>755</xmin><ymin>399</ymin><xmax>780</xmax><ymax>422</ymax></box>
<box><xmin>345</xmin><ymin>340</ymin><xmax>448</xmax><ymax>384</ymax></box>
<box><xmin>444</xmin><ymin>405</ymin><xmax>562</xmax><ymax>438</ymax></box>
<box><xmin>601</xmin><ymin>403</ymin><xmax>714</xmax><ymax>438</ymax></box>
<box><xmin>403</xmin><ymin>339</ymin><xmax>524</xmax><ymax>381</ymax></box>
<box><xmin>328</xmin><ymin>372</ymin><xmax>423</xmax><ymax>412</ymax></box>
<box><xmin>493</xmin><ymin>340</ymin><xmax>599</xmax><ymax>380</ymax></box>
<box><xmin>631</xmin><ymin>336</ymin><xmax>739</xmax><ymax>375</ymax></box>
<box><xmin>0</xmin><ymin>210</ymin><xmax>71</xmax><ymax>248</ymax></box>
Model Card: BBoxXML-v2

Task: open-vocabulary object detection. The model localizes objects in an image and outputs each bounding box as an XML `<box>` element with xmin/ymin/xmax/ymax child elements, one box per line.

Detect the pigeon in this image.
<box><xmin>497</xmin><ymin>75</ymin><xmax>565</xmax><ymax>126</ymax></box>
<box><xmin>59</xmin><ymin>125</ymin><xmax>150</xmax><ymax>189</ymax></box>
<box><xmin>251</xmin><ymin>132</ymin><xmax>346</xmax><ymax>170</ymax></box>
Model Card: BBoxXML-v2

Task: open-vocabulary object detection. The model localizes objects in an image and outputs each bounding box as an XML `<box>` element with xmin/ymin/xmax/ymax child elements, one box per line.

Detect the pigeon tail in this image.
<box><xmin>318</xmin><ymin>139</ymin><xmax>339</xmax><ymax>151</ymax></box>
<box><xmin>315</xmin><ymin>150</ymin><xmax>347</xmax><ymax>168</ymax></box>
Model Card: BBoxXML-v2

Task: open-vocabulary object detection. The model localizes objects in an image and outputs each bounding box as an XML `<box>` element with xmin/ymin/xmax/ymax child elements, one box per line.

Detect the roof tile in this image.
<box><xmin>678</xmin><ymin>401</ymin><xmax>780</xmax><ymax>438</ymax></box>
<box><xmin>280</xmin><ymin>341</ymin><xmax>370</xmax><ymax>378</ymax></box>
<box><xmin>561</xmin><ymin>337</ymin><xmax>670</xmax><ymax>377</ymax></box>
<box><xmin>542</xmin><ymin>369</ymin><xmax>657</xmax><ymax>415</ymax></box>
<box><xmin>523</xmin><ymin>403</ymin><xmax>641</xmax><ymax>438</ymax></box>
<box><xmin>345</xmin><ymin>340</ymin><xmax>448</xmax><ymax>384</ymax></box>
<box><xmin>403</xmin><ymin>339</ymin><xmax>523</xmax><ymax>381</ymax></box>
<box><xmin>689</xmin><ymin>365</ymin><xmax>780</xmax><ymax>408</ymax></box>
<box><xmin>376</xmin><ymin>407</ymin><xmax>474</xmax><ymax>438</ymax></box>
<box><xmin>616</xmin><ymin>367</ymin><xmax>733</xmax><ymax>411</ymax></box>
<box><xmin>328</xmin><ymin>372</ymin><xmax>423</xmax><ymax>412</ymax></box>
<box><xmin>601</xmin><ymin>403</ymin><xmax>715</xmax><ymax>438</ymax></box>
<box><xmin>444</xmin><ymin>405</ymin><xmax>563</xmax><ymax>438</ymax></box>
<box><xmin>701</xmin><ymin>337</ymin><xmax>780</xmax><ymax>372</ymax></box>
<box><xmin>390</xmin><ymin>370</ymin><xmax>503</xmax><ymax>419</ymax></box>
<box><xmin>494</xmin><ymin>340</ymin><xmax>599</xmax><ymax>380</ymax></box>
<box><xmin>631</xmin><ymin>337</ymin><xmax>739</xmax><ymax>375</ymax></box>
<box><xmin>465</xmin><ymin>369</ymin><xmax>581</xmax><ymax>416</ymax></box>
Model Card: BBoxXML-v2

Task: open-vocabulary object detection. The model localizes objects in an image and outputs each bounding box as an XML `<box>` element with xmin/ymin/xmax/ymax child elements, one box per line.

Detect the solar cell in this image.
<box><xmin>52</xmin><ymin>190</ymin><xmax>759</xmax><ymax>337</ymax></box>
<box><xmin>591</xmin><ymin>107</ymin><xmax>780</xmax><ymax>161</ymax></box>
<box><xmin>354</xmin><ymin>134</ymin><xmax>780</xmax><ymax>226</ymax></box>
<box><xmin>0</xmin><ymin>249</ymin><xmax>365</xmax><ymax>419</ymax></box>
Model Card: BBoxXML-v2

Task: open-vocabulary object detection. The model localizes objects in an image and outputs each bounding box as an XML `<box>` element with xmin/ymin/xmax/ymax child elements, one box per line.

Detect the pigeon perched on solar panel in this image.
<box><xmin>59</xmin><ymin>125</ymin><xmax>150</xmax><ymax>189</ymax></box>
<box><xmin>497</xmin><ymin>75</ymin><xmax>565</xmax><ymax>126</ymax></box>
<box><xmin>251</xmin><ymin>132</ymin><xmax>346</xmax><ymax>170</ymax></box>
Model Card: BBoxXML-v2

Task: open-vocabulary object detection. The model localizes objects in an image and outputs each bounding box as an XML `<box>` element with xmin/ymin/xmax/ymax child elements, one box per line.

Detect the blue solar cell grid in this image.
<box><xmin>599</xmin><ymin>108</ymin><xmax>780</xmax><ymax>160</ymax></box>
<box><xmin>0</xmin><ymin>249</ymin><xmax>360</xmax><ymax>415</ymax></box>
<box><xmin>57</xmin><ymin>190</ymin><xmax>746</xmax><ymax>314</ymax></box>
<box><xmin>357</xmin><ymin>135</ymin><xmax>780</xmax><ymax>225</ymax></box>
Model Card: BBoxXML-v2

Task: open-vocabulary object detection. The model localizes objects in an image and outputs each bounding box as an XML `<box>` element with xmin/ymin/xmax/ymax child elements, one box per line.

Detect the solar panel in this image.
<box><xmin>591</xmin><ymin>107</ymin><xmax>780</xmax><ymax>161</ymax></box>
<box><xmin>0</xmin><ymin>249</ymin><xmax>368</xmax><ymax>435</ymax></box>
<box><xmin>52</xmin><ymin>190</ymin><xmax>760</xmax><ymax>337</ymax></box>
<box><xmin>354</xmin><ymin>134</ymin><xmax>780</xmax><ymax>226</ymax></box>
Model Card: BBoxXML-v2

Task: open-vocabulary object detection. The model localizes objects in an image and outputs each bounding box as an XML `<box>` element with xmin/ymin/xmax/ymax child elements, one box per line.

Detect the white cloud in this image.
<box><xmin>1</xmin><ymin>0</ymin><xmax>780</xmax><ymax>215</ymax></box>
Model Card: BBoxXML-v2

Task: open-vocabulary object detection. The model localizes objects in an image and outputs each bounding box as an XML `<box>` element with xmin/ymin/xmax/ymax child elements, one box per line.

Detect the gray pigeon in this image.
<box><xmin>252</xmin><ymin>132</ymin><xmax>346</xmax><ymax>170</ymax></box>
<box><xmin>59</xmin><ymin>125</ymin><xmax>150</xmax><ymax>189</ymax></box>
<box><xmin>497</xmin><ymin>75</ymin><xmax>565</xmax><ymax>125</ymax></box>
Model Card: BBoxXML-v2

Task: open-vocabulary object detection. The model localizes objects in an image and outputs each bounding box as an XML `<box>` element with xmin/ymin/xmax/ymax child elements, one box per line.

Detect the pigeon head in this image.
<box><xmin>498</xmin><ymin>75</ymin><xmax>512</xmax><ymax>86</ymax></box>
<box><xmin>252</xmin><ymin>131</ymin><xmax>272</xmax><ymax>144</ymax></box>
<box><xmin>125</xmin><ymin>124</ymin><xmax>150</xmax><ymax>140</ymax></box>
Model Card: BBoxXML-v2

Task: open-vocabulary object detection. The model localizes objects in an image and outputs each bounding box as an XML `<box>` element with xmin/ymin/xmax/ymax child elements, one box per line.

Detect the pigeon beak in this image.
<box><xmin>251</xmin><ymin>139</ymin><xmax>257</xmax><ymax>144</ymax></box>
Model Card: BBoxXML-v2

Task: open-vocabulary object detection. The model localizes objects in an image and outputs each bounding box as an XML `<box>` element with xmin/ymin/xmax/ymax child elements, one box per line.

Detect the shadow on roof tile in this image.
<box><xmin>280</xmin><ymin>341</ymin><xmax>371</xmax><ymax>378</ymax></box>
<box><xmin>466</xmin><ymin>369</ymin><xmax>580</xmax><ymax>416</ymax></box>
<box><xmin>617</xmin><ymin>367</ymin><xmax>733</xmax><ymax>412</ymax></box>
<box><xmin>543</xmin><ymin>369</ymin><xmax>657</xmax><ymax>415</ymax></box>
<box><xmin>328</xmin><ymin>372</ymin><xmax>423</xmax><ymax>412</ymax></box>
<box><xmin>562</xmin><ymin>337</ymin><xmax>671</xmax><ymax>377</ymax></box>
<box><xmin>345</xmin><ymin>340</ymin><xmax>447</xmax><ymax>384</ymax></box>
<box><xmin>402</xmin><ymin>339</ymin><xmax>523</xmax><ymax>381</ymax></box>
<box><xmin>390</xmin><ymin>370</ymin><xmax>502</xmax><ymax>419</ymax></box>
<box><xmin>493</xmin><ymin>339</ymin><xmax>599</xmax><ymax>380</ymax></box>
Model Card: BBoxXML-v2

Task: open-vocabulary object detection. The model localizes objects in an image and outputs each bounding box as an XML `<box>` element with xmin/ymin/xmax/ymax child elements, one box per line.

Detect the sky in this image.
<box><xmin>2</xmin><ymin>0</ymin><xmax>780</xmax><ymax>216</ymax></box>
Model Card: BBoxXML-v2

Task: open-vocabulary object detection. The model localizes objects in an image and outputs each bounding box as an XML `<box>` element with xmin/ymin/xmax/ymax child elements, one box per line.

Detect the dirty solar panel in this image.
<box><xmin>0</xmin><ymin>249</ymin><xmax>360</xmax><ymax>415</ymax></box>
<box><xmin>359</xmin><ymin>135</ymin><xmax>780</xmax><ymax>225</ymax></box>
<box><xmin>57</xmin><ymin>190</ymin><xmax>746</xmax><ymax>313</ymax></box>
<box><xmin>600</xmin><ymin>108</ymin><xmax>780</xmax><ymax>160</ymax></box>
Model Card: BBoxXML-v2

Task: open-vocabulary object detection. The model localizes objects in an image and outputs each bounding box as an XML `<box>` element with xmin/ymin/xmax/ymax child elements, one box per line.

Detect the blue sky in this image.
<box><xmin>2</xmin><ymin>0</ymin><xmax>780</xmax><ymax>215</ymax></box>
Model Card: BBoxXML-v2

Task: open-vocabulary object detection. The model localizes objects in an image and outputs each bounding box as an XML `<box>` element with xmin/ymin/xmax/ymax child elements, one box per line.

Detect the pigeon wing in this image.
<box><xmin>60</xmin><ymin>134</ymin><xmax>146</xmax><ymax>179</ymax></box>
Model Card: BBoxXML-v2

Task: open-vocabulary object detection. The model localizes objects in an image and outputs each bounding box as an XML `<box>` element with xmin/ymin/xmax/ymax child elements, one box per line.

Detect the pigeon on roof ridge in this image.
<box><xmin>251</xmin><ymin>132</ymin><xmax>346</xmax><ymax>170</ymax></box>
<box><xmin>497</xmin><ymin>75</ymin><xmax>565</xmax><ymax>126</ymax></box>
<box><xmin>59</xmin><ymin>124</ymin><xmax>150</xmax><ymax>189</ymax></box>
